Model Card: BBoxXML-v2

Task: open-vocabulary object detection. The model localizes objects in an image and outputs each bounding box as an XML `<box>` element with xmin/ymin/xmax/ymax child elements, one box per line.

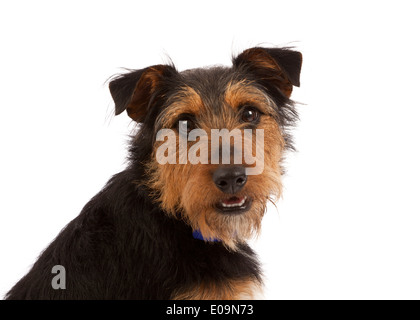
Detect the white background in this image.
<box><xmin>1</xmin><ymin>0</ymin><xmax>419</xmax><ymax>299</ymax></box>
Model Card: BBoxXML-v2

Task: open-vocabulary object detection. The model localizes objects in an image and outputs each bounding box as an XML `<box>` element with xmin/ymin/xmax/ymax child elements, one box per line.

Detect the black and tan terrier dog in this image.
<box><xmin>6</xmin><ymin>47</ymin><xmax>302</xmax><ymax>299</ymax></box>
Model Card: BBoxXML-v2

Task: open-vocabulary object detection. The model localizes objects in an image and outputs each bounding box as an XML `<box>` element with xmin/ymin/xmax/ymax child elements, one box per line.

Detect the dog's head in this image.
<box><xmin>109</xmin><ymin>47</ymin><xmax>302</xmax><ymax>250</ymax></box>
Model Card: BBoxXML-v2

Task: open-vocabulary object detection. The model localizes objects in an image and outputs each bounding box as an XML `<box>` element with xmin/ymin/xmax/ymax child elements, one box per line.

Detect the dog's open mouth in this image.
<box><xmin>215</xmin><ymin>196</ymin><xmax>252</xmax><ymax>214</ymax></box>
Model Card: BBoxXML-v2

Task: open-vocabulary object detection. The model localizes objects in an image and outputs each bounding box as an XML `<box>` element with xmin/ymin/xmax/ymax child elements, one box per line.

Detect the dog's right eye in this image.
<box><xmin>175</xmin><ymin>114</ymin><xmax>196</xmax><ymax>134</ymax></box>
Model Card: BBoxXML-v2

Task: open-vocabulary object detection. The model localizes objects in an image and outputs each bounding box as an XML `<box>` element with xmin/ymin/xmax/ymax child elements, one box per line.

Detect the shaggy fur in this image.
<box><xmin>6</xmin><ymin>47</ymin><xmax>302</xmax><ymax>299</ymax></box>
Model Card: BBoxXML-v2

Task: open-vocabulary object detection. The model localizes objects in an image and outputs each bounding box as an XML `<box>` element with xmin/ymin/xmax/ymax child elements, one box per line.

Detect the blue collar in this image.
<box><xmin>192</xmin><ymin>229</ymin><xmax>221</xmax><ymax>242</ymax></box>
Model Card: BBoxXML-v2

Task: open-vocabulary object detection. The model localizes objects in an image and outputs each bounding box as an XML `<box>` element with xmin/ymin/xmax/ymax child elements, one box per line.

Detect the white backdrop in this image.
<box><xmin>1</xmin><ymin>0</ymin><xmax>419</xmax><ymax>299</ymax></box>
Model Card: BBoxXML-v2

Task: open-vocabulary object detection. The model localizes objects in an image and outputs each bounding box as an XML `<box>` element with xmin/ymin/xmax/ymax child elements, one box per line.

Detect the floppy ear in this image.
<box><xmin>109</xmin><ymin>64</ymin><xmax>177</xmax><ymax>122</ymax></box>
<box><xmin>233</xmin><ymin>47</ymin><xmax>302</xmax><ymax>98</ymax></box>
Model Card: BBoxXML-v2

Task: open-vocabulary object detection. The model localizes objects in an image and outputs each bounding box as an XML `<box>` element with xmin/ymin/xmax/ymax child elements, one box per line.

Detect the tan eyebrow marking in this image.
<box><xmin>160</xmin><ymin>86</ymin><xmax>204</xmax><ymax>128</ymax></box>
<box><xmin>224</xmin><ymin>80</ymin><xmax>275</xmax><ymax>116</ymax></box>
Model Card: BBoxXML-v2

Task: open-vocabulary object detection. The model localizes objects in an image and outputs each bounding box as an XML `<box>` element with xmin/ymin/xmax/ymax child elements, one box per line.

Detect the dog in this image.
<box><xmin>5</xmin><ymin>47</ymin><xmax>302</xmax><ymax>299</ymax></box>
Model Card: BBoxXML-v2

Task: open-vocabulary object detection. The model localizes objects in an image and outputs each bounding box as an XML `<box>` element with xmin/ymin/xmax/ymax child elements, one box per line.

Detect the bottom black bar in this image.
<box><xmin>0</xmin><ymin>300</ymin><xmax>414</xmax><ymax>318</ymax></box>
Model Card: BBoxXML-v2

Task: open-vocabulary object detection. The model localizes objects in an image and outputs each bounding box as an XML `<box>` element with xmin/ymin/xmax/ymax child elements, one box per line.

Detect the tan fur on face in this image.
<box><xmin>225</xmin><ymin>80</ymin><xmax>277</xmax><ymax>116</ymax></box>
<box><xmin>158</xmin><ymin>86</ymin><xmax>203</xmax><ymax>129</ymax></box>
<box><xmin>144</xmin><ymin>82</ymin><xmax>285</xmax><ymax>251</ymax></box>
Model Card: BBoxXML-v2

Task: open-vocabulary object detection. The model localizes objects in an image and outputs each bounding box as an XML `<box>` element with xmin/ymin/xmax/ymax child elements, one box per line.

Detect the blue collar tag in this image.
<box><xmin>192</xmin><ymin>229</ymin><xmax>221</xmax><ymax>242</ymax></box>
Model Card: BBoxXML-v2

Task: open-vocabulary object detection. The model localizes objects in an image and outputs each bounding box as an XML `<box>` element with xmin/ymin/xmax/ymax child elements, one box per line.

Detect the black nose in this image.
<box><xmin>212</xmin><ymin>166</ymin><xmax>247</xmax><ymax>194</ymax></box>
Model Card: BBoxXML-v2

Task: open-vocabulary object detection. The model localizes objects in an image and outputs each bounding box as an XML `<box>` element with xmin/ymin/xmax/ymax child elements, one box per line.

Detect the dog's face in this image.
<box><xmin>109</xmin><ymin>47</ymin><xmax>302</xmax><ymax>250</ymax></box>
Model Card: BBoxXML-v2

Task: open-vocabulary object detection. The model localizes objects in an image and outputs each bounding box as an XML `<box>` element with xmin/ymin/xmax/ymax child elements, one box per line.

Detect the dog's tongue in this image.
<box><xmin>222</xmin><ymin>196</ymin><xmax>245</xmax><ymax>205</ymax></box>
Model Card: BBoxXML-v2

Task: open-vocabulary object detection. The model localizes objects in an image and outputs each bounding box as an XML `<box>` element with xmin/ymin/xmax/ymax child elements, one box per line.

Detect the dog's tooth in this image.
<box><xmin>220</xmin><ymin>196</ymin><xmax>247</xmax><ymax>209</ymax></box>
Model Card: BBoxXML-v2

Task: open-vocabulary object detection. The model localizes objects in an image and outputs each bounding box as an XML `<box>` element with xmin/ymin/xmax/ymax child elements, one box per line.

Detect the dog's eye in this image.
<box><xmin>176</xmin><ymin>114</ymin><xmax>196</xmax><ymax>134</ymax></box>
<box><xmin>241</xmin><ymin>107</ymin><xmax>260</xmax><ymax>123</ymax></box>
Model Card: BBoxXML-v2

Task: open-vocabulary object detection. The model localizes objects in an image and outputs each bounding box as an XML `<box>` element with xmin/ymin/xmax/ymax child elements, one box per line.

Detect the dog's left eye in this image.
<box><xmin>176</xmin><ymin>114</ymin><xmax>196</xmax><ymax>134</ymax></box>
<box><xmin>241</xmin><ymin>107</ymin><xmax>260</xmax><ymax>123</ymax></box>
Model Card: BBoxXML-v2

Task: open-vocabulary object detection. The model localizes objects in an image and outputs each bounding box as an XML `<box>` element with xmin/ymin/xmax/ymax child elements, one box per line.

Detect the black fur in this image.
<box><xmin>6</xmin><ymin>47</ymin><xmax>302</xmax><ymax>299</ymax></box>
<box><xmin>6</xmin><ymin>169</ymin><xmax>260</xmax><ymax>299</ymax></box>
